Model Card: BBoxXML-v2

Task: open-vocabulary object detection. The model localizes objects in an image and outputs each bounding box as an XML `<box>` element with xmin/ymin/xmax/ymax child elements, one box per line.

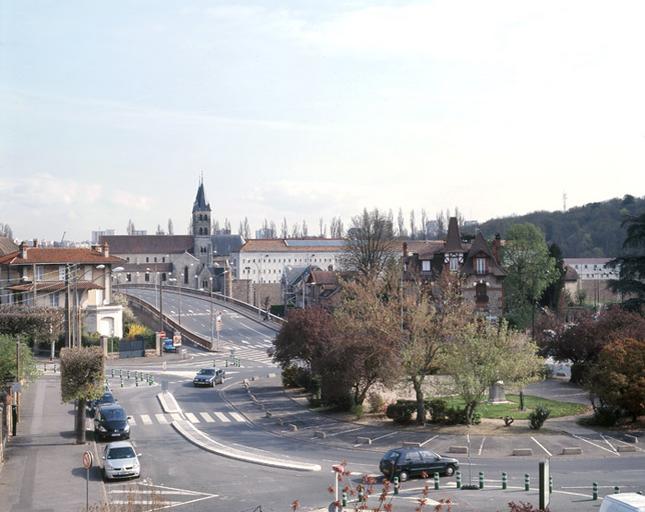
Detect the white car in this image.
<box><xmin>102</xmin><ymin>441</ymin><xmax>141</xmax><ymax>480</ymax></box>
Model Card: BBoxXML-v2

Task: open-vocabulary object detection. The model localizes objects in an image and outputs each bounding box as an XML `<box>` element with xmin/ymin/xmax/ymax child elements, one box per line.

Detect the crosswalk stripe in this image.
<box><xmin>199</xmin><ymin>412</ymin><xmax>215</xmax><ymax>423</ymax></box>
<box><xmin>155</xmin><ymin>413</ymin><xmax>169</xmax><ymax>424</ymax></box>
<box><xmin>140</xmin><ymin>414</ymin><xmax>152</xmax><ymax>425</ymax></box>
<box><xmin>128</xmin><ymin>417</ymin><xmax>136</xmax><ymax>426</ymax></box>
<box><xmin>213</xmin><ymin>412</ymin><xmax>230</xmax><ymax>423</ymax></box>
<box><xmin>185</xmin><ymin>413</ymin><xmax>199</xmax><ymax>424</ymax></box>
<box><xmin>170</xmin><ymin>413</ymin><xmax>183</xmax><ymax>422</ymax></box>
<box><xmin>229</xmin><ymin>412</ymin><xmax>246</xmax><ymax>423</ymax></box>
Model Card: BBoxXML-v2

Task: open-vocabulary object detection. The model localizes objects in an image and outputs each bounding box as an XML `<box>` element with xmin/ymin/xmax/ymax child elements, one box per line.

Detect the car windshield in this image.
<box><xmin>102</xmin><ymin>408</ymin><xmax>126</xmax><ymax>421</ymax></box>
<box><xmin>107</xmin><ymin>447</ymin><xmax>135</xmax><ymax>460</ymax></box>
<box><xmin>198</xmin><ymin>369</ymin><xmax>215</xmax><ymax>375</ymax></box>
<box><xmin>383</xmin><ymin>450</ymin><xmax>400</xmax><ymax>461</ymax></box>
<box><xmin>99</xmin><ymin>394</ymin><xmax>115</xmax><ymax>404</ymax></box>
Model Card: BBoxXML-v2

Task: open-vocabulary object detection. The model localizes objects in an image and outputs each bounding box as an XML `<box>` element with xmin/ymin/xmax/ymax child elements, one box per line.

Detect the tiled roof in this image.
<box><xmin>461</xmin><ymin>232</ymin><xmax>506</xmax><ymax>277</ymax></box>
<box><xmin>240</xmin><ymin>239</ymin><xmax>346</xmax><ymax>253</ymax></box>
<box><xmin>1</xmin><ymin>248</ymin><xmax>124</xmax><ymax>265</ymax></box>
<box><xmin>0</xmin><ymin>237</ymin><xmax>18</xmax><ymax>256</ymax></box>
<box><xmin>309</xmin><ymin>270</ymin><xmax>338</xmax><ymax>286</ymax></box>
<box><xmin>563</xmin><ymin>258</ymin><xmax>614</xmax><ymax>265</ymax></box>
<box><xmin>444</xmin><ymin>217</ymin><xmax>465</xmax><ymax>252</ymax></box>
<box><xmin>564</xmin><ymin>265</ymin><xmax>579</xmax><ymax>281</ymax></box>
<box><xmin>101</xmin><ymin>235</ymin><xmax>193</xmax><ymax>254</ymax></box>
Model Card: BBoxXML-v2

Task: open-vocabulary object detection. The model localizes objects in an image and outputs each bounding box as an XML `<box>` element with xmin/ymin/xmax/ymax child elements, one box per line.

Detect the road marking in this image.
<box><xmin>600</xmin><ymin>434</ymin><xmax>617</xmax><ymax>452</ymax></box>
<box><xmin>128</xmin><ymin>416</ymin><xmax>136</xmax><ymax>426</ymax></box>
<box><xmin>185</xmin><ymin>412</ymin><xmax>200</xmax><ymax>423</ymax></box>
<box><xmin>199</xmin><ymin>412</ymin><xmax>215</xmax><ymax>423</ymax></box>
<box><xmin>572</xmin><ymin>434</ymin><xmax>620</xmax><ymax>456</ymax></box>
<box><xmin>155</xmin><ymin>413</ymin><xmax>169</xmax><ymax>424</ymax></box>
<box><xmin>327</xmin><ymin>427</ymin><xmax>363</xmax><ymax>437</ymax></box>
<box><xmin>241</xmin><ymin>340</ymin><xmax>250</xmax><ymax>344</ymax></box>
<box><xmin>371</xmin><ymin>431</ymin><xmax>397</xmax><ymax>442</ymax></box>
<box><xmin>478</xmin><ymin>436</ymin><xmax>486</xmax><ymax>455</ymax></box>
<box><xmin>110</xmin><ymin>500</ymin><xmax>183</xmax><ymax>505</ymax></box>
<box><xmin>531</xmin><ymin>436</ymin><xmax>552</xmax><ymax>457</ymax></box>
<box><xmin>419</xmin><ymin>435</ymin><xmax>438</xmax><ymax>447</ymax></box>
<box><xmin>213</xmin><ymin>412</ymin><xmax>230</xmax><ymax>423</ymax></box>
<box><xmin>605</xmin><ymin>435</ymin><xmax>644</xmax><ymax>452</ymax></box>
<box><xmin>170</xmin><ymin>413</ymin><xmax>183</xmax><ymax>422</ymax></box>
<box><xmin>140</xmin><ymin>414</ymin><xmax>152</xmax><ymax>425</ymax></box>
<box><xmin>229</xmin><ymin>412</ymin><xmax>246</xmax><ymax>422</ymax></box>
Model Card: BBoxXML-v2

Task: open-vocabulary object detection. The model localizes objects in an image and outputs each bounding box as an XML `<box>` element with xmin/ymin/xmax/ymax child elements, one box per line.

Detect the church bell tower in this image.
<box><xmin>192</xmin><ymin>176</ymin><xmax>212</xmax><ymax>267</ymax></box>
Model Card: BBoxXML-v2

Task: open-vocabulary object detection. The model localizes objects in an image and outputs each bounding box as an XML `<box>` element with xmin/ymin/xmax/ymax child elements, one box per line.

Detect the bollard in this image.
<box><xmin>456</xmin><ymin>471</ymin><xmax>462</xmax><ymax>489</ymax></box>
<box><xmin>225</xmin><ymin>360</ymin><xmax>228</xmax><ymax>367</ymax></box>
<box><xmin>135</xmin><ymin>377</ymin><xmax>139</xmax><ymax>387</ymax></box>
<box><xmin>44</xmin><ymin>363</ymin><xmax>47</xmax><ymax>372</ymax></box>
<box><xmin>119</xmin><ymin>369</ymin><xmax>122</xmax><ymax>377</ymax></box>
<box><xmin>120</xmin><ymin>378</ymin><xmax>124</xmax><ymax>388</ymax></box>
<box><xmin>127</xmin><ymin>370</ymin><xmax>130</xmax><ymax>379</ymax></box>
<box><xmin>111</xmin><ymin>368</ymin><xmax>114</xmax><ymax>378</ymax></box>
<box><xmin>434</xmin><ymin>472</ymin><xmax>440</xmax><ymax>490</ymax></box>
<box><xmin>549</xmin><ymin>475</ymin><xmax>553</xmax><ymax>494</ymax></box>
<box><xmin>53</xmin><ymin>364</ymin><xmax>57</xmax><ymax>373</ymax></box>
<box><xmin>479</xmin><ymin>471</ymin><xmax>485</xmax><ymax>490</ymax></box>
<box><xmin>524</xmin><ymin>474</ymin><xmax>530</xmax><ymax>492</ymax></box>
<box><xmin>592</xmin><ymin>482</ymin><xmax>598</xmax><ymax>501</ymax></box>
<box><xmin>502</xmin><ymin>472</ymin><xmax>508</xmax><ymax>490</ymax></box>
<box><xmin>393</xmin><ymin>476</ymin><xmax>399</xmax><ymax>495</ymax></box>
<box><xmin>614</xmin><ymin>486</ymin><xmax>620</xmax><ymax>494</ymax></box>
<box><xmin>357</xmin><ymin>486</ymin><xmax>364</xmax><ymax>503</ymax></box>
<box><xmin>342</xmin><ymin>492</ymin><xmax>347</xmax><ymax>507</ymax></box>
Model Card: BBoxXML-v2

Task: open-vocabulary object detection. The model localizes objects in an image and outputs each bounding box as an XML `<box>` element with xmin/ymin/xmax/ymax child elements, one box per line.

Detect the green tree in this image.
<box><xmin>586</xmin><ymin>338</ymin><xmax>645</xmax><ymax>422</ymax></box>
<box><xmin>442</xmin><ymin>320</ymin><xmax>543</xmax><ymax>424</ymax></box>
<box><xmin>0</xmin><ymin>305</ymin><xmax>64</xmax><ymax>348</ymax></box>
<box><xmin>607</xmin><ymin>212</ymin><xmax>645</xmax><ymax>311</ymax></box>
<box><xmin>60</xmin><ymin>346</ymin><xmax>104</xmax><ymax>444</ymax></box>
<box><xmin>0</xmin><ymin>335</ymin><xmax>39</xmax><ymax>390</ymax></box>
<box><xmin>502</xmin><ymin>223</ymin><xmax>558</xmax><ymax>330</ymax></box>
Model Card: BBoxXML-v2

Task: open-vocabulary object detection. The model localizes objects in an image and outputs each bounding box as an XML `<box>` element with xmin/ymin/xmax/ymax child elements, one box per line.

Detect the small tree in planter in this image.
<box><xmin>529</xmin><ymin>405</ymin><xmax>551</xmax><ymax>430</ymax></box>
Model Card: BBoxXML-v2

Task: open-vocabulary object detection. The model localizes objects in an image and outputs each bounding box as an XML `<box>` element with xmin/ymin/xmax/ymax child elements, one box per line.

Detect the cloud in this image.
<box><xmin>3</xmin><ymin>174</ymin><xmax>102</xmax><ymax>206</ymax></box>
<box><xmin>110</xmin><ymin>190</ymin><xmax>153</xmax><ymax>211</ymax></box>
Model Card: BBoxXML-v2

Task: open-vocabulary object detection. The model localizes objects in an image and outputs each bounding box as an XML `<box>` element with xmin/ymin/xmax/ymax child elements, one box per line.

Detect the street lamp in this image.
<box><xmin>209</xmin><ymin>276</ymin><xmax>214</xmax><ymax>351</ymax></box>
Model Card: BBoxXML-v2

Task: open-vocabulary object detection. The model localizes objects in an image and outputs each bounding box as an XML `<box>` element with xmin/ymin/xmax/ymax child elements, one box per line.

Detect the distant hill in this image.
<box><xmin>477</xmin><ymin>195</ymin><xmax>645</xmax><ymax>258</ymax></box>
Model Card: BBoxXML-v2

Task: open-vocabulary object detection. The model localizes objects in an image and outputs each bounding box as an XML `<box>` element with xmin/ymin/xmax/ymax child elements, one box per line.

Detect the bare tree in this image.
<box><xmin>454</xmin><ymin>206</ymin><xmax>465</xmax><ymax>228</ymax></box>
<box><xmin>330</xmin><ymin>217</ymin><xmax>344</xmax><ymax>238</ymax></box>
<box><xmin>212</xmin><ymin>219</ymin><xmax>220</xmax><ymax>234</ymax></box>
<box><xmin>420</xmin><ymin>209</ymin><xmax>428</xmax><ymax>240</ymax></box>
<box><xmin>397</xmin><ymin>208</ymin><xmax>407</xmax><ymax>238</ymax></box>
<box><xmin>409</xmin><ymin>209</ymin><xmax>417</xmax><ymax>240</ymax></box>
<box><xmin>281</xmin><ymin>217</ymin><xmax>288</xmax><ymax>238</ymax></box>
<box><xmin>242</xmin><ymin>217</ymin><xmax>251</xmax><ymax>239</ymax></box>
<box><xmin>224</xmin><ymin>218</ymin><xmax>231</xmax><ymax>233</ymax></box>
<box><xmin>435</xmin><ymin>211</ymin><xmax>446</xmax><ymax>239</ymax></box>
<box><xmin>269</xmin><ymin>220</ymin><xmax>277</xmax><ymax>238</ymax></box>
<box><xmin>167</xmin><ymin>218</ymin><xmax>174</xmax><ymax>235</ymax></box>
<box><xmin>302</xmin><ymin>220</ymin><xmax>308</xmax><ymax>237</ymax></box>
<box><xmin>155</xmin><ymin>224</ymin><xmax>164</xmax><ymax>235</ymax></box>
<box><xmin>319</xmin><ymin>217</ymin><xmax>324</xmax><ymax>237</ymax></box>
<box><xmin>0</xmin><ymin>222</ymin><xmax>13</xmax><ymax>239</ymax></box>
<box><xmin>342</xmin><ymin>208</ymin><xmax>396</xmax><ymax>279</ymax></box>
<box><xmin>291</xmin><ymin>222</ymin><xmax>301</xmax><ymax>238</ymax></box>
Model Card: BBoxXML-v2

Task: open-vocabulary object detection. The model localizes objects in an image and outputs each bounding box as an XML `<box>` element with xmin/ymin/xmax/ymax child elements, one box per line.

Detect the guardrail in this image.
<box><xmin>119</xmin><ymin>284</ymin><xmax>285</xmax><ymax>330</ymax></box>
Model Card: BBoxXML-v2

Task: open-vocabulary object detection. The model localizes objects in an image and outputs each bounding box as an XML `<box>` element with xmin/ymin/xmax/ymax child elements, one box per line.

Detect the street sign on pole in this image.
<box><xmin>82</xmin><ymin>450</ymin><xmax>93</xmax><ymax>469</ymax></box>
<box><xmin>82</xmin><ymin>450</ymin><xmax>93</xmax><ymax>512</ymax></box>
<box><xmin>539</xmin><ymin>460</ymin><xmax>550</xmax><ymax>510</ymax></box>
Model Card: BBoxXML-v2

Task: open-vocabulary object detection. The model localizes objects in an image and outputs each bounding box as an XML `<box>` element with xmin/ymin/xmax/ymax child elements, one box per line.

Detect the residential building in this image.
<box><xmin>0</xmin><ymin>240</ymin><xmax>125</xmax><ymax>337</ymax></box>
<box><xmin>563</xmin><ymin>258</ymin><xmax>621</xmax><ymax>305</ymax></box>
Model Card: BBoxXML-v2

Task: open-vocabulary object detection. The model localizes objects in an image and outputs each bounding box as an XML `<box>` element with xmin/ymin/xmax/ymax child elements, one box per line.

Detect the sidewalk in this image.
<box><xmin>0</xmin><ymin>375</ymin><xmax>107</xmax><ymax>512</ymax></box>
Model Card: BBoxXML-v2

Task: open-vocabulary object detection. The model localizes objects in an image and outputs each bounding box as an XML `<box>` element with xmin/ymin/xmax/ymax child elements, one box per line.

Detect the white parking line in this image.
<box><xmin>605</xmin><ymin>435</ymin><xmax>644</xmax><ymax>452</ymax></box>
<box><xmin>140</xmin><ymin>414</ymin><xmax>152</xmax><ymax>425</ymax></box>
<box><xmin>229</xmin><ymin>412</ymin><xmax>246</xmax><ymax>423</ymax></box>
<box><xmin>185</xmin><ymin>413</ymin><xmax>200</xmax><ymax>424</ymax></box>
<box><xmin>155</xmin><ymin>413</ymin><xmax>169</xmax><ymax>424</ymax></box>
<box><xmin>531</xmin><ymin>436</ymin><xmax>553</xmax><ymax>457</ymax></box>
<box><xmin>572</xmin><ymin>434</ymin><xmax>620</xmax><ymax>456</ymax></box>
<box><xmin>419</xmin><ymin>435</ymin><xmax>438</xmax><ymax>447</ymax></box>
<box><xmin>199</xmin><ymin>412</ymin><xmax>215</xmax><ymax>423</ymax></box>
<box><xmin>327</xmin><ymin>427</ymin><xmax>363</xmax><ymax>438</ymax></box>
<box><xmin>213</xmin><ymin>412</ymin><xmax>230</xmax><ymax>423</ymax></box>
<box><xmin>478</xmin><ymin>437</ymin><xmax>486</xmax><ymax>455</ymax></box>
<box><xmin>600</xmin><ymin>434</ymin><xmax>617</xmax><ymax>452</ymax></box>
<box><xmin>371</xmin><ymin>431</ymin><xmax>397</xmax><ymax>442</ymax></box>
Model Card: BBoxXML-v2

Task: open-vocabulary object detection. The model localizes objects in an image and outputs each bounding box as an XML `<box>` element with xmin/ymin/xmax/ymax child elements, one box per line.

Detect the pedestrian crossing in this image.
<box><xmin>187</xmin><ymin>344</ymin><xmax>275</xmax><ymax>366</ymax></box>
<box><xmin>127</xmin><ymin>410</ymin><xmax>246</xmax><ymax>426</ymax></box>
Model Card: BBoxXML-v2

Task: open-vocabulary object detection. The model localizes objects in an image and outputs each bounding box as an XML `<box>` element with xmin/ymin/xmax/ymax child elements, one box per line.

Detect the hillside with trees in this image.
<box><xmin>477</xmin><ymin>195</ymin><xmax>645</xmax><ymax>257</ymax></box>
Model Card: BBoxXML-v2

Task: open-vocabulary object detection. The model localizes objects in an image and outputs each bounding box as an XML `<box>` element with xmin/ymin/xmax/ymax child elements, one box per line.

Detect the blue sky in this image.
<box><xmin>1</xmin><ymin>1</ymin><xmax>644</xmax><ymax>241</ymax></box>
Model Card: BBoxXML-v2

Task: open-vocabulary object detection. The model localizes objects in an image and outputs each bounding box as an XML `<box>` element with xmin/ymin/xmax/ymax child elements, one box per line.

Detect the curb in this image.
<box><xmin>157</xmin><ymin>391</ymin><xmax>182</xmax><ymax>414</ymax></box>
<box><xmin>171</xmin><ymin>419</ymin><xmax>321</xmax><ymax>472</ymax></box>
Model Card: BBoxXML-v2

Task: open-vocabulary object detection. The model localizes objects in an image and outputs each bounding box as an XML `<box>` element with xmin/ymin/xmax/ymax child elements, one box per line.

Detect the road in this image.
<box><xmin>97</xmin><ymin>288</ymin><xmax>645</xmax><ymax>511</ymax></box>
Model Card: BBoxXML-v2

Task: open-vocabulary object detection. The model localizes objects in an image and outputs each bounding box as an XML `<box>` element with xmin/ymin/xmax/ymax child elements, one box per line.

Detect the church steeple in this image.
<box><xmin>192</xmin><ymin>175</ymin><xmax>212</xmax><ymax>266</ymax></box>
<box><xmin>193</xmin><ymin>175</ymin><xmax>211</xmax><ymax>213</ymax></box>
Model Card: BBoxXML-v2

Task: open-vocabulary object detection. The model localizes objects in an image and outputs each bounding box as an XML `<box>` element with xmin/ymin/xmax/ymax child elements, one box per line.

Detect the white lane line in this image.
<box><xmin>531</xmin><ymin>436</ymin><xmax>553</xmax><ymax>457</ymax></box>
<box><xmin>199</xmin><ymin>412</ymin><xmax>215</xmax><ymax>423</ymax></box>
<box><xmin>110</xmin><ymin>501</ymin><xmax>182</xmax><ymax>505</ymax></box>
<box><xmin>185</xmin><ymin>412</ymin><xmax>200</xmax><ymax>424</ymax></box>
<box><xmin>371</xmin><ymin>431</ymin><xmax>397</xmax><ymax>442</ymax></box>
<box><xmin>600</xmin><ymin>434</ymin><xmax>618</xmax><ymax>452</ymax></box>
<box><xmin>327</xmin><ymin>427</ymin><xmax>363</xmax><ymax>437</ymax></box>
<box><xmin>572</xmin><ymin>434</ymin><xmax>620</xmax><ymax>456</ymax></box>
<box><xmin>155</xmin><ymin>413</ymin><xmax>169</xmax><ymax>424</ymax></box>
<box><xmin>419</xmin><ymin>435</ymin><xmax>438</xmax><ymax>447</ymax></box>
<box><xmin>229</xmin><ymin>412</ymin><xmax>246</xmax><ymax>423</ymax></box>
<box><xmin>213</xmin><ymin>412</ymin><xmax>230</xmax><ymax>423</ymax></box>
<box><xmin>140</xmin><ymin>414</ymin><xmax>152</xmax><ymax>425</ymax></box>
<box><xmin>478</xmin><ymin>437</ymin><xmax>486</xmax><ymax>455</ymax></box>
<box><xmin>170</xmin><ymin>413</ymin><xmax>183</xmax><ymax>422</ymax></box>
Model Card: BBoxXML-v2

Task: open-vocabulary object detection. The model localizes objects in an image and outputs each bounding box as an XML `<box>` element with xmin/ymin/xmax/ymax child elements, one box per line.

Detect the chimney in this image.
<box><xmin>492</xmin><ymin>233</ymin><xmax>502</xmax><ymax>264</ymax></box>
<box><xmin>19</xmin><ymin>241</ymin><xmax>28</xmax><ymax>259</ymax></box>
<box><xmin>102</xmin><ymin>241</ymin><xmax>110</xmax><ymax>257</ymax></box>
<box><xmin>33</xmin><ymin>239</ymin><xmax>38</xmax><ymax>248</ymax></box>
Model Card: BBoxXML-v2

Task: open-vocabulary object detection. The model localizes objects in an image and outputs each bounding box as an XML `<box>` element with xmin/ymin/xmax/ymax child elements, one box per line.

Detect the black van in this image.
<box><xmin>94</xmin><ymin>403</ymin><xmax>131</xmax><ymax>441</ymax></box>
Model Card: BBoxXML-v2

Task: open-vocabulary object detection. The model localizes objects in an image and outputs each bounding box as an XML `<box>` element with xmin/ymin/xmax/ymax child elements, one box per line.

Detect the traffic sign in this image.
<box><xmin>82</xmin><ymin>450</ymin><xmax>93</xmax><ymax>470</ymax></box>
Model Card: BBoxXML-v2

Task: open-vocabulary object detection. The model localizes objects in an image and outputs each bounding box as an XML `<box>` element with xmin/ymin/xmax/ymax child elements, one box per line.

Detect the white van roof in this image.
<box><xmin>601</xmin><ymin>493</ymin><xmax>645</xmax><ymax>512</ymax></box>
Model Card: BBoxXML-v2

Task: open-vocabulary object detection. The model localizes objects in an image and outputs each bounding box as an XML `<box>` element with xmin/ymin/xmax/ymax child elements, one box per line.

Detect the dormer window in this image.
<box><xmin>421</xmin><ymin>260</ymin><xmax>431</xmax><ymax>272</ymax></box>
<box><xmin>476</xmin><ymin>257</ymin><xmax>487</xmax><ymax>275</ymax></box>
<box><xmin>449</xmin><ymin>255</ymin><xmax>459</xmax><ymax>271</ymax></box>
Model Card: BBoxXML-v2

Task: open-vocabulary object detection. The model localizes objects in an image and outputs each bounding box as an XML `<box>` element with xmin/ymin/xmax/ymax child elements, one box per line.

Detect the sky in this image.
<box><xmin>1</xmin><ymin>0</ymin><xmax>644</xmax><ymax>242</ymax></box>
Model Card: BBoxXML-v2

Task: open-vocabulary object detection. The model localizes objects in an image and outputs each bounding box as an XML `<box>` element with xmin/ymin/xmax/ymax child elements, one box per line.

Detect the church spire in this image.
<box><xmin>192</xmin><ymin>175</ymin><xmax>211</xmax><ymax>213</ymax></box>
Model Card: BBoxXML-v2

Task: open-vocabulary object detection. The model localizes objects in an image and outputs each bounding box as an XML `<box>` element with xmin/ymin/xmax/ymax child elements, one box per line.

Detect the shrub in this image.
<box><xmin>591</xmin><ymin>405</ymin><xmax>622</xmax><ymax>427</ymax></box>
<box><xmin>367</xmin><ymin>391</ymin><xmax>386</xmax><ymax>414</ymax></box>
<box><xmin>351</xmin><ymin>403</ymin><xmax>364</xmax><ymax>419</ymax></box>
<box><xmin>427</xmin><ymin>399</ymin><xmax>448</xmax><ymax>423</ymax></box>
<box><xmin>281</xmin><ymin>365</ymin><xmax>312</xmax><ymax>389</ymax></box>
<box><xmin>385</xmin><ymin>400</ymin><xmax>417</xmax><ymax>424</ymax></box>
<box><xmin>529</xmin><ymin>405</ymin><xmax>551</xmax><ymax>430</ymax></box>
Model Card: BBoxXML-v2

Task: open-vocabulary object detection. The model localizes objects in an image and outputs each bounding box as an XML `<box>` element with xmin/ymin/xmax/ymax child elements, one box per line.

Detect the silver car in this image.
<box><xmin>102</xmin><ymin>441</ymin><xmax>141</xmax><ymax>480</ymax></box>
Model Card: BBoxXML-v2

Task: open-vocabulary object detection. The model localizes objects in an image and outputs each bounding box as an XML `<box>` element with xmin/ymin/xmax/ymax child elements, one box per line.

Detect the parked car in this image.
<box><xmin>88</xmin><ymin>391</ymin><xmax>117</xmax><ymax>418</ymax></box>
<box><xmin>192</xmin><ymin>368</ymin><xmax>225</xmax><ymax>387</ymax></box>
<box><xmin>102</xmin><ymin>441</ymin><xmax>141</xmax><ymax>480</ymax></box>
<box><xmin>379</xmin><ymin>447</ymin><xmax>459</xmax><ymax>482</ymax></box>
<box><xmin>163</xmin><ymin>338</ymin><xmax>177</xmax><ymax>353</ymax></box>
<box><xmin>94</xmin><ymin>403</ymin><xmax>131</xmax><ymax>440</ymax></box>
<box><xmin>599</xmin><ymin>493</ymin><xmax>645</xmax><ymax>512</ymax></box>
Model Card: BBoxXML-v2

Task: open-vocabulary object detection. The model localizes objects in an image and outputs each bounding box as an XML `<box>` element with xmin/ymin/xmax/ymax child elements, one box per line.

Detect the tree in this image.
<box><xmin>330</xmin><ymin>217</ymin><xmax>344</xmax><ymax>238</ymax></box>
<box><xmin>60</xmin><ymin>346</ymin><xmax>104</xmax><ymax>443</ymax></box>
<box><xmin>0</xmin><ymin>222</ymin><xmax>13</xmax><ymax>239</ymax></box>
<box><xmin>409</xmin><ymin>209</ymin><xmax>416</xmax><ymax>240</ymax></box>
<box><xmin>281</xmin><ymin>217</ymin><xmax>289</xmax><ymax>238</ymax></box>
<box><xmin>342</xmin><ymin>208</ymin><xmax>396</xmax><ymax>280</ymax></box>
<box><xmin>540</xmin><ymin>243</ymin><xmax>566</xmax><ymax>313</ymax></box>
<box><xmin>586</xmin><ymin>338</ymin><xmax>645</xmax><ymax>422</ymax></box>
<box><xmin>396</xmin><ymin>208</ymin><xmax>407</xmax><ymax>238</ymax></box>
<box><xmin>0</xmin><ymin>335</ymin><xmax>39</xmax><ymax>391</ymax></box>
<box><xmin>608</xmin><ymin>212</ymin><xmax>645</xmax><ymax>311</ymax></box>
<box><xmin>167</xmin><ymin>218</ymin><xmax>174</xmax><ymax>235</ymax></box>
<box><xmin>0</xmin><ymin>305</ymin><xmax>64</xmax><ymax>348</ymax></box>
<box><xmin>420</xmin><ymin>209</ymin><xmax>428</xmax><ymax>240</ymax></box>
<box><xmin>442</xmin><ymin>320</ymin><xmax>543</xmax><ymax>424</ymax></box>
<box><xmin>502</xmin><ymin>223</ymin><xmax>558</xmax><ymax>330</ymax></box>
<box><xmin>302</xmin><ymin>220</ymin><xmax>308</xmax><ymax>237</ymax></box>
<box><xmin>126</xmin><ymin>219</ymin><xmax>135</xmax><ymax>236</ymax></box>
<box><xmin>224</xmin><ymin>218</ymin><xmax>231</xmax><ymax>234</ymax></box>
<box><xmin>435</xmin><ymin>211</ymin><xmax>446</xmax><ymax>239</ymax></box>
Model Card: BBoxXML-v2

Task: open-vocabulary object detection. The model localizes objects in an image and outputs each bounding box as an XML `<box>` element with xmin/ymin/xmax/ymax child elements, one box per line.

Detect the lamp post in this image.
<box><xmin>244</xmin><ymin>266</ymin><xmax>252</xmax><ymax>305</ymax></box>
<box><xmin>178</xmin><ymin>272</ymin><xmax>183</xmax><ymax>326</ymax></box>
<box><xmin>209</xmin><ymin>276</ymin><xmax>214</xmax><ymax>351</ymax></box>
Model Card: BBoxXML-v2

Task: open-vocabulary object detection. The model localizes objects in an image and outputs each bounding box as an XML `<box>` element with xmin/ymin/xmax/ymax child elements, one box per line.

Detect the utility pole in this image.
<box><xmin>65</xmin><ymin>264</ymin><xmax>72</xmax><ymax>348</ymax></box>
<box><xmin>159</xmin><ymin>273</ymin><xmax>163</xmax><ymax>333</ymax></box>
<box><xmin>32</xmin><ymin>263</ymin><xmax>37</xmax><ymax>305</ymax></box>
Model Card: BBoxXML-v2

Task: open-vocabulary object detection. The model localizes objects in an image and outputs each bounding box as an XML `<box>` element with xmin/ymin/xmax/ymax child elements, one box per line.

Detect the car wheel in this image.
<box><xmin>398</xmin><ymin>471</ymin><xmax>409</xmax><ymax>482</ymax></box>
<box><xmin>445</xmin><ymin>465</ymin><xmax>455</xmax><ymax>477</ymax></box>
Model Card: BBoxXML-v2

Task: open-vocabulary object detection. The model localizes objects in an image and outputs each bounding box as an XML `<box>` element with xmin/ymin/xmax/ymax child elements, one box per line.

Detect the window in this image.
<box><xmin>161</xmin><ymin>273</ymin><xmax>167</xmax><ymax>281</ymax></box>
<box><xmin>58</xmin><ymin>265</ymin><xmax>66</xmax><ymax>281</ymax></box>
<box><xmin>476</xmin><ymin>257</ymin><xmax>486</xmax><ymax>274</ymax></box>
<box><xmin>146</xmin><ymin>257</ymin><xmax>149</xmax><ymax>263</ymax></box>
<box><xmin>35</xmin><ymin>265</ymin><xmax>44</xmax><ymax>281</ymax></box>
<box><xmin>421</xmin><ymin>260</ymin><xmax>431</xmax><ymax>272</ymax></box>
<box><xmin>449</xmin><ymin>255</ymin><xmax>459</xmax><ymax>271</ymax></box>
<box><xmin>145</xmin><ymin>273</ymin><xmax>150</xmax><ymax>282</ymax></box>
<box><xmin>162</xmin><ymin>257</ymin><xmax>165</xmax><ymax>262</ymax></box>
<box><xmin>126</xmin><ymin>257</ymin><xmax>130</xmax><ymax>262</ymax></box>
<box><xmin>50</xmin><ymin>293</ymin><xmax>59</xmax><ymax>307</ymax></box>
<box><xmin>126</xmin><ymin>273</ymin><xmax>132</xmax><ymax>282</ymax></box>
<box><xmin>154</xmin><ymin>257</ymin><xmax>157</xmax><ymax>262</ymax></box>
